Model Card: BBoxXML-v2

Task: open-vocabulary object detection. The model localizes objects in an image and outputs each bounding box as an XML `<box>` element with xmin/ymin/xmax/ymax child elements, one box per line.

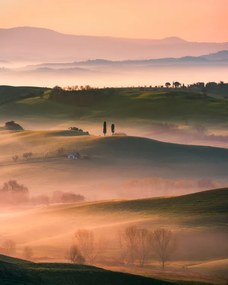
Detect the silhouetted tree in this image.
<box><xmin>12</xmin><ymin>155</ymin><xmax>19</xmax><ymax>162</ymax></box>
<box><xmin>103</xmin><ymin>121</ymin><xmax>107</xmax><ymax>136</ymax></box>
<box><xmin>23</xmin><ymin>152</ymin><xmax>33</xmax><ymax>160</ymax></box>
<box><xmin>0</xmin><ymin>180</ymin><xmax>29</xmax><ymax>205</ymax></box>
<box><xmin>23</xmin><ymin>246</ymin><xmax>34</xmax><ymax>260</ymax></box>
<box><xmin>137</xmin><ymin>228</ymin><xmax>151</xmax><ymax>267</ymax></box>
<box><xmin>75</xmin><ymin>229</ymin><xmax>95</xmax><ymax>264</ymax></box>
<box><xmin>152</xmin><ymin>228</ymin><xmax>176</xmax><ymax>269</ymax></box>
<box><xmin>173</xmin><ymin>82</ymin><xmax>181</xmax><ymax>88</ymax></box>
<box><xmin>57</xmin><ymin>147</ymin><xmax>64</xmax><ymax>156</ymax></box>
<box><xmin>111</xmin><ymin>123</ymin><xmax>115</xmax><ymax>135</ymax></box>
<box><xmin>165</xmin><ymin>82</ymin><xmax>171</xmax><ymax>88</ymax></box>
<box><xmin>67</xmin><ymin>244</ymin><xmax>85</xmax><ymax>264</ymax></box>
<box><xmin>2</xmin><ymin>239</ymin><xmax>16</xmax><ymax>255</ymax></box>
<box><xmin>119</xmin><ymin>226</ymin><xmax>139</xmax><ymax>265</ymax></box>
<box><xmin>119</xmin><ymin>226</ymin><xmax>151</xmax><ymax>266</ymax></box>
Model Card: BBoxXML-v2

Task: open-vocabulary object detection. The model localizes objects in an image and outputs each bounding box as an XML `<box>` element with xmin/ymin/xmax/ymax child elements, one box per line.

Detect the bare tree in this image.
<box><xmin>67</xmin><ymin>244</ymin><xmax>85</xmax><ymax>264</ymax></box>
<box><xmin>12</xmin><ymin>155</ymin><xmax>19</xmax><ymax>162</ymax></box>
<box><xmin>23</xmin><ymin>152</ymin><xmax>33</xmax><ymax>160</ymax></box>
<box><xmin>152</xmin><ymin>228</ymin><xmax>176</xmax><ymax>269</ymax></box>
<box><xmin>119</xmin><ymin>226</ymin><xmax>138</xmax><ymax>265</ymax></box>
<box><xmin>23</xmin><ymin>246</ymin><xmax>33</xmax><ymax>260</ymax></box>
<box><xmin>57</xmin><ymin>148</ymin><xmax>64</xmax><ymax>156</ymax></box>
<box><xmin>2</xmin><ymin>239</ymin><xmax>16</xmax><ymax>255</ymax></box>
<box><xmin>119</xmin><ymin>226</ymin><xmax>151</xmax><ymax>266</ymax></box>
<box><xmin>136</xmin><ymin>228</ymin><xmax>151</xmax><ymax>267</ymax></box>
<box><xmin>75</xmin><ymin>229</ymin><xmax>95</xmax><ymax>264</ymax></box>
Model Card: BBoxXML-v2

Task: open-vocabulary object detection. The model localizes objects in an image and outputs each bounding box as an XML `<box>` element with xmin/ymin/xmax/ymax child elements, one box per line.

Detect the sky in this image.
<box><xmin>0</xmin><ymin>0</ymin><xmax>227</xmax><ymax>42</ymax></box>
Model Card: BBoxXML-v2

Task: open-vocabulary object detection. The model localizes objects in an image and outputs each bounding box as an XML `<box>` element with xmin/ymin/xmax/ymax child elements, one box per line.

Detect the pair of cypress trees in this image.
<box><xmin>103</xmin><ymin>121</ymin><xmax>115</xmax><ymax>135</ymax></box>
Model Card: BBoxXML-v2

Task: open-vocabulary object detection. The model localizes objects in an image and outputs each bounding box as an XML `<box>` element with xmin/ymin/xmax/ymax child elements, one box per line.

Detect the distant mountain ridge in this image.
<box><xmin>1</xmin><ymin>27</ymin><xmax>228</xmax><ymax>62</ymax></box>
<box><xmin>23</xmin><ymin>50</ymin><xmax>228</xmax><ymax>70</ymax></box>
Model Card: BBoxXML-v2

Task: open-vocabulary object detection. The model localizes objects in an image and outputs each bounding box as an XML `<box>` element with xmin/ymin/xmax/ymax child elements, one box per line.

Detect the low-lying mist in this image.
<box><xmin>1</xmin><ymin>65</ymin><xmax>228</xmax><ymax>88</ymax></box>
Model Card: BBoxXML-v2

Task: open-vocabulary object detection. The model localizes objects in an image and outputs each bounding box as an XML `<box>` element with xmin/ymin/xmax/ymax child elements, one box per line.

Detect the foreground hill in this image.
<box><xmin>0</xmin><ymin>255</ymin><xmax>171</xmax><ymax>285</ymax></box>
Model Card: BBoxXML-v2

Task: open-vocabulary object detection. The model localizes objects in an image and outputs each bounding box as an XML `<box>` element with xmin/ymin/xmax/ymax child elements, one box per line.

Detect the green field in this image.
<box><xmin>0</xmin><ymin>86</ymin><xmax>228</xmax><ymax>128</ymax></box>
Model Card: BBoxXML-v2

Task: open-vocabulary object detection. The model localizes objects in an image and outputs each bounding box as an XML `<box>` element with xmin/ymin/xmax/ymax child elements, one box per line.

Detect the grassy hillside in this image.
<box><xmin>0</xmin><ymin>132</ymin><xmax>228</xmax><ymax>201</ymax></box>
<box><xmin>0</xmin><ymin>256</ymin><xmax>171</xmax><ymax>285</ymax></box>
<box><xmin>0</xmin><ymin>87</ymin><xmax>228</xmax><ymax>127</ymax></box>
<box><xmin>1</xmin><ymin>132</ymin><xmax>228</xmax><ymax>170</ymax></box>
<box><xmin>46</xmin><ymin>188</ymin><xmax>228</xmax><ymax>227</ymax></box>
<box><xmin>0</xmin><ymin>86</ymin><xmax>48</xmax><ymax>105</ymax></box>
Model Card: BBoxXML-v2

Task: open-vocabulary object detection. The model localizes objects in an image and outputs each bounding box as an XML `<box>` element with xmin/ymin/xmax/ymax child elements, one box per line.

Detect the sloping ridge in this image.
<box><xmin>0</xmin><ymin>254</ymin><xmax>171</xmax><ymax>285</ymax></box>
<box><xmin>56</xmin><ymin>188</ymin><xmax>228</xmax><ymax>218</ymax></box>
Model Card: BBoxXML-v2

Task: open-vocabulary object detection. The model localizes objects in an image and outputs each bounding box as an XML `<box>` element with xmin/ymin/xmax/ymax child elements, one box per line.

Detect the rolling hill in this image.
<box><xmin>40</xmin><ymin>188</ymin><xmax>228</xmax><ymax>228</ymax></box>
<box><xmin>0</xmin><ymin>86</ymin><xmax>228</xmax><ymax>127</ymax></box>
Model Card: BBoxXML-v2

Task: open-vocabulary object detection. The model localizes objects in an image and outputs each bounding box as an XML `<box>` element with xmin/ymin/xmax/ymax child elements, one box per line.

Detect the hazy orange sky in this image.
<box><xmin>0</xmin><ymin>0</ymin><xmax>227</xmax><ymax>42</ymax></box>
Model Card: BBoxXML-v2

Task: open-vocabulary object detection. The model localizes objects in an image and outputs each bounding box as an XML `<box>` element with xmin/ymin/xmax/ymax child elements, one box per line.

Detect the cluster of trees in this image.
<box><xmin>30</xmin><ymin>191</ymin><xmax>85</xmax><ymax>206</ymax></box>
<box><xmin>0</xmin><ymin>239</ymin><xmax>34</xmax><ymax>260</ymax></box>
<box><xmin>67</xmin><ymin>227</ymin><xmax>176</xmax><ymax>269</ymax></box>
<box><xmin>0</xmin><ymin>180</ymin><xmax>85</xmax><ymax>206</ymax></box>
<box><xmin>165</xmin><ymin>82</ymin><xmax>181</xmax><ymax>88</ymax></box>
<box><xmin>0</xmin><ymin>180</ymin><xmax>29</xmax><ymax>205</ymax></box>
<box><xmin>63</xmin><ymin>85</ymin><xmax>93</xmax><ymax>91</ymax></box>
<box><xmin>12</xmin><ymin>152</ymin><xmax>33</xmax><ymax>162</ymax></box>
<box><xmin>52</xmin><ymin>191</ymin><xmax>85</xmax><ymax>204</ymax></box>
<box><xmin>1</xmin><ymin>227</ymin><xmax>175</xmax><ymax>268</ymax></box>
<box><xmin>67</xmin><ymin>229</ymin><xmax>95</xmax><ymax>264</ymax></box>
<box><xmin>49</xmin><ymin>86</ymin><xmax>107</xmax><ymax>107</ymax></box>
<box><xmin>119</xmin><ymin>226</ymin><xmax>176</xmax><ymax>269</ymax></box>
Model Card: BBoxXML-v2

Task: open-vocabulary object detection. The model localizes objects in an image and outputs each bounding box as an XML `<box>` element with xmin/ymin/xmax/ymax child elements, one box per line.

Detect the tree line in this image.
<box><xmin>67</xmin><ymin>226</ymin><xmax>176</xmax><ymax>270</ymax></box>
<box><xmin>0</xmin><ymin>180</ymin><xmax>85</xmax><ymax>206</ymax></box>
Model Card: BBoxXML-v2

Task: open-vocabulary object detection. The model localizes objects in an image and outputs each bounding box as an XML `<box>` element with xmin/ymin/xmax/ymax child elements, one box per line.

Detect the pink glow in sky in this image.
<box><xmin>0</xmin><ymin>0</ymin><xmax>227</xmax><ymax>41</ymax></box>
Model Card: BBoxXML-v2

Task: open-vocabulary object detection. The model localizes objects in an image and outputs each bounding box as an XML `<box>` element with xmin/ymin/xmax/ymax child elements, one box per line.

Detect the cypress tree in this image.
<box><xmin>103</xmin><ymin>121</ymin><xmax>107</xmax><ymax>136</ymax></box>
<box><xmin>111</xmin><ymin>123</ymin><xmax>115</xmax><ymax>135</ymax></box>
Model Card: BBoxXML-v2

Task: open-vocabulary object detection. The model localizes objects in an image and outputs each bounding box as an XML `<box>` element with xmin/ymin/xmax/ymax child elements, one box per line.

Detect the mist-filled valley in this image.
<box><xmin>0</xmin><ymin>85</ymin><xmax>228</xmax><ymax>285</ymax></box>
<box><xmin>1</xmin><ymin>1</ymin><xmax>228</xmax><ymax>283</ymax></box>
